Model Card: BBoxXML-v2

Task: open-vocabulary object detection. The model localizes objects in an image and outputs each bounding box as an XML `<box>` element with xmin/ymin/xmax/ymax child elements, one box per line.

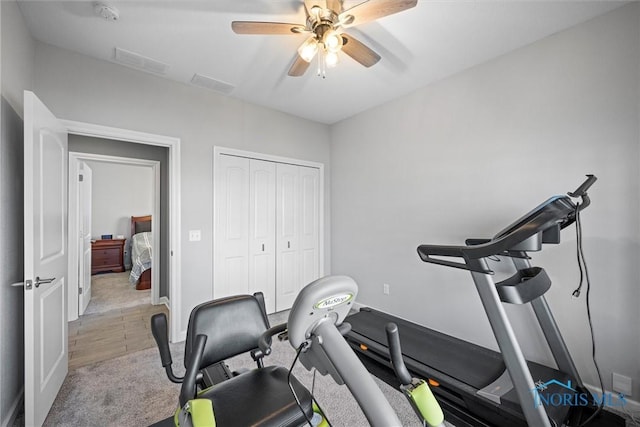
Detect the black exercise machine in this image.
<box><xmin>151</xmin><ymin>275</ymin><xmax>451</xmax><ymax>427</ymax></box>
<box><xmin>345</xmin><ymin>175</ymin><xmax>625</xmax><ymax>426</ymax></box>
<box><xmin>150</xmin><ymin>293</ymin><xmax>315</xmax><ymax>426</ymax></box>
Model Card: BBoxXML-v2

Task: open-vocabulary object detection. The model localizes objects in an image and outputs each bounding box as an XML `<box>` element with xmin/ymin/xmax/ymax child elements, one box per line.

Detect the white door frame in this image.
<box><xmin>77</xmin><ymin>160</ymin><xmax>92</xmax><ymax>315</ymax></box>
<box><xmin>62</xmin><ymin>120</ymin><xmax>182</xmax><ymax>340</ymax></box>
<box><xmin>67</xmin><ymin>152</ymin><xmax>161</xmax><ymax>321</ymax></box>
<box><xmin>213</xmin><ymin>146</ymin><xmax>325</xmax><ymax>305</ymax></box>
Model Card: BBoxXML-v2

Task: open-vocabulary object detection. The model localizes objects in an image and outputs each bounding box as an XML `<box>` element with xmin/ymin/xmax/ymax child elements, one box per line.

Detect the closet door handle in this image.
<box><xmin>261</xmin><ymin>244</ymin><xmax>265</xmax><ymax>252</ymax></box>
<box><xmin>287</xmin><ymin>241</ymin><xmax>290</xmax><ymax>249</ymax></box>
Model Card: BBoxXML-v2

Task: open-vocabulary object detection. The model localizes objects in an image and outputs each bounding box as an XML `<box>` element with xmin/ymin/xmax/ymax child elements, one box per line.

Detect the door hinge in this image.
<box><xmin>79</xmin><ymin>287</ymin><xmax>83</xmax><ymax>294</ymax></box>
<box><xmin>79</xmin><ymin>174</ymin><xmax>84</xmax><ymax>182</ymax></box>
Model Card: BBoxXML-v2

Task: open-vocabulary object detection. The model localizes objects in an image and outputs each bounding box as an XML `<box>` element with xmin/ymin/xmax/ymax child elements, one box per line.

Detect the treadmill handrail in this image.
<box><xmin>417</xmin><ymin>198</ymin><xmax>575</xmax><ymax>273</ymax></box>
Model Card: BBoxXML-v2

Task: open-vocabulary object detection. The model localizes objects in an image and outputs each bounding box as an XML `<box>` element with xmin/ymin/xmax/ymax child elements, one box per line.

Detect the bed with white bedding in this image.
<box><xmin>130</xmin><ymin>215</ymin><xmax>152</xmax><ymax>290</ymax></box>
<box><xmin>130</xmin><ymin>231</ymin><xmax>152</xmax><ymax>287</ymax></box>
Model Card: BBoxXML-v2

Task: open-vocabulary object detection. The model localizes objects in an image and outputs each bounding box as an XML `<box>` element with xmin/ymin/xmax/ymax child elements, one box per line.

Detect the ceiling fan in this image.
<box><xmin>231</xmin><ymin>0</ymin><xmax>418</xmax><ymax>77</ymax></box>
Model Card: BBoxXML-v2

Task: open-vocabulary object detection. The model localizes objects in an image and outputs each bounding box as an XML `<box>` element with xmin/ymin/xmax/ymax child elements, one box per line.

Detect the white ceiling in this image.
<box><xmin>18</xmin><ymin>0</ymin><xmax>625</xmax><ymax>124</ymax></box>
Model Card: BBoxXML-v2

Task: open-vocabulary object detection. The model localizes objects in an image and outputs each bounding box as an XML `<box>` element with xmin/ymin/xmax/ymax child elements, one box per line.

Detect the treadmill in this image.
<box><xmin>345</xmin><ymin>175</ymin><xmax>625</xmax><ymax>427</ymax></box>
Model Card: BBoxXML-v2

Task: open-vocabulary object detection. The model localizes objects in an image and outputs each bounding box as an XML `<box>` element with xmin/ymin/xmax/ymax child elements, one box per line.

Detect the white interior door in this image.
<box><xmin>78</xmin><ymin>162</ymin><xmax>92</xmax><ymax>314</ymax></box>
<box><xmin>214</xmin><ymin>154</ymin><xmax>250</xmax><ymax>299</ymax></box>
<box><xmin>276</xmin><ymin>163</ymin><xmax>300</xmax><ymax>311</ymax></box>
<box><xmin>24</xmin><ymin>91</ymin><xmax>69</xmax><ymax>427</ymax></box>
<box><xmin>249</xmin><ymin>160</ymin><xmax>276</xmax><ymax>313</ymax></box>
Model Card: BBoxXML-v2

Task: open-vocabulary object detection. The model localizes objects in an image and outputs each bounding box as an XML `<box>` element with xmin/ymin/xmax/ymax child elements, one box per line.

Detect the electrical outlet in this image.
<box><xmin>383</xmin><ymin>283</ymin><xmax>390</xmax><ymax>295</ymax></box>
<box><xmin>189</xmin><ymin>230</ymin><xmax>201</xmax><ymax>242</ymax></box>
<box><xmin>612</xmin><ymin>373</ymin><xmax>632</xmax><ymax>396</ymax></box>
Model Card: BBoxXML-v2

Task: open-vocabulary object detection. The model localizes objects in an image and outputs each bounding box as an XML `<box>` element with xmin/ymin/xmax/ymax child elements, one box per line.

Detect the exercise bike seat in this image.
<box><xmin>195</xmin><ymin>365</ymin><xmax>312</xmax><ymax>426</ymax></box>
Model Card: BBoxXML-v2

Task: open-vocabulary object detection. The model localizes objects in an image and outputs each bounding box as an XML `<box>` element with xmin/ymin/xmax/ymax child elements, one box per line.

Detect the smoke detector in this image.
<box><xmin>94</xmin><ymin>3</ymin><xmax>120</xmax><ymax>21</ymax></box>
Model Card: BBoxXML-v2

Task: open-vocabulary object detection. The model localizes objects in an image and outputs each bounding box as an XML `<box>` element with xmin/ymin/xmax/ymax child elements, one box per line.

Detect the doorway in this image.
<box><xmin>68</xmin><ymin>152</ymin><xmax>161</xmax><ymax>321</ymax></box>
<box><xmin>62</xmin><ymin>120</ymin><xmax>182</xmax><ymax>341</ymax></box>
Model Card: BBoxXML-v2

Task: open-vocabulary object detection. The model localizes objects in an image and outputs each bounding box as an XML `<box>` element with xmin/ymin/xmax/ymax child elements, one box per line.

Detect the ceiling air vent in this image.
<box><xmin>190</xmin><ymin>73</ymin><xmax>235</xmax><ymax>95</ymax></box>
<box><xmin>114</xmin><ymin>47</ymin><xmax>169</xmax><ymax>75</ymax></box>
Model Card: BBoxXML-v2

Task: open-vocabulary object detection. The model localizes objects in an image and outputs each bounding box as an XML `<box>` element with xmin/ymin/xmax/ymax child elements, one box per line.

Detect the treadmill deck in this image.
<box><xmin>345</xmin><ymin>308</ymin><xmax>576</xmax><ymax>426</ymax></box>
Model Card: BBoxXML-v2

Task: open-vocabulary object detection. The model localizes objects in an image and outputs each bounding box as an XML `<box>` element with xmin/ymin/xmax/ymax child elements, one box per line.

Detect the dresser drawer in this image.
<box><xmin>91</xmin><ymin>239</ymin><xmax>125</xmax><ymax>274</ymax></box>
<box><xmin>93</xmin><ymin>248</ymin><xmax>119</xmax><ymax>262</ymax></box>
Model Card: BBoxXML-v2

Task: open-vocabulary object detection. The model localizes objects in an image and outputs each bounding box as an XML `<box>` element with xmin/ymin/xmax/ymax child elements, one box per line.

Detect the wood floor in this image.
<box><xmin>68</xmin><ymin>303</ymin><xmax>168</xmax><ymax>370</ymax></box>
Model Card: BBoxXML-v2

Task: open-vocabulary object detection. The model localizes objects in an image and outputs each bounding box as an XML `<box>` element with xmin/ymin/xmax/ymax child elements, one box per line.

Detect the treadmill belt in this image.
<box><xmin>347</xmin><ymin>308</ymin><xmax>505</xmax><ymax>390</ymax></box>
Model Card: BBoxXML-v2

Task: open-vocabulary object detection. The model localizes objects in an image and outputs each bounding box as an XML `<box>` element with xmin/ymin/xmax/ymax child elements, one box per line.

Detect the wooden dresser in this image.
<box><xmin>91</xmin><ymin>239</ymin><xmax>126</xmax><ymax>275</ymax></box>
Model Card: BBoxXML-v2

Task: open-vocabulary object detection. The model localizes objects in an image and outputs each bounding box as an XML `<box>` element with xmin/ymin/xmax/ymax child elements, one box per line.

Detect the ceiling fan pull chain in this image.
<box><xmin>318</xmin><ymin>47</ymin><xmax>326</xmax><ymax>78</ymax></box>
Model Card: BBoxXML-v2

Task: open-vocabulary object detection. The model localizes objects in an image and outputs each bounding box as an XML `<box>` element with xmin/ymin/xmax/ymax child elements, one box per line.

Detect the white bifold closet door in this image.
<box><xmin>215</xmin><ymin>154</ymin><xmax>319</xmax><ymax>313</ymax></box>
<box><xmin>275</xmin><ymin>163</ymin><xmax>319</xmax><ymax>311</ymax></box>
<box><xmin>249</xmin><ymin>160</ymin><xmax>276</xmax><ymax>312</ymax></box>
<box><xmin>215</xmin><ymin>155</ymin><xmax>251</xmax><ymax>301</ymax></box>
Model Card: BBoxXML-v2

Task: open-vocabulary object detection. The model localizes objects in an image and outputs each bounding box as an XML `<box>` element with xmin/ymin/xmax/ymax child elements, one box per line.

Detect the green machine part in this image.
<box><xmin>174</xmin><ymin>398</ymin><xmax>216</xmax><ymax>427</ymax></box>
<box><xmin>404</xmin><ymin>379</ymin><xmax>445</xmax><ymax>427</ymax></box>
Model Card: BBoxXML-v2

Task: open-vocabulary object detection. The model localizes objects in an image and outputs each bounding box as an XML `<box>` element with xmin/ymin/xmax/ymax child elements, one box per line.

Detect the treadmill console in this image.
<box><xmin>417</xmin><ymin>175</ymin><xmax>596</xmax><ymax>271</ymax></box>
<box><xmin>492</xmin><ymin>195</ymin><xmax>575</xmax><ymax>251</ymax></box>
<box><xmin>492</xmin><ymin>174</ymin><xmax>597</xmax><ymax>249</ymax></box>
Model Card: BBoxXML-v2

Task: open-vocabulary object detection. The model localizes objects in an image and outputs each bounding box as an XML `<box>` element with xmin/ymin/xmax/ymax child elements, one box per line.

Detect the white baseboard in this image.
<box><xmin>155</xmin><ymin>296</ymin><xmax>185</xmax><ymax>342</ymax></box>
<box><xmin>158</xmin><ymin>296</ymin><xmax>170</xmax><ymax>309</ymax></box>
<box><xmin>352</xmin><ymin>301</ymin><xmax>366</xmax><ymax>312</ymax></box>
<box><xmin>583</xmin><ymin>383</ymin><xmax>640</xmax><ymax>414</ymax></box>
<box><xmin>1</xmin><ymin>387</ymin><xmax>23</xmax><ymax>427</ymax></box>
<box><xmin>173</xmin><ymin>329</ymin><xmax>187</xmax><ymax>343</ymax></box>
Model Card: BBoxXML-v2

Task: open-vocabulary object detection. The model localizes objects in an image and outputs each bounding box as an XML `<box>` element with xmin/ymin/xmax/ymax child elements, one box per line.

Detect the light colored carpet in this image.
<box><xmin>84</xmin><ymin>271</ymin><xmax>150</xmax><ymax>315</ymax></box>
<box><xmin>43</xmin><ymin>313</ymin><xmax>424</xmax><ymax>427</ymax></box>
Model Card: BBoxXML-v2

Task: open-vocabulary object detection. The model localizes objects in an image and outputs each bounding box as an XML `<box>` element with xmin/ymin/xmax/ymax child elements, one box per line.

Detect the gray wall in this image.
<box><xmin>0</xmin><ymin>98</ymin><xmax>25</xmax><ymax>427</ymax></box>
<box><xmin>0</xmin><ymin>0</ymin><xmax>34</xmax><ymax>425</ymax></box>
<box><xmin>1</xmin><ymin>0</ymin><xmax>34</xmax><ymax>117</ymax></box>
<box><xmin>331</xmin><ymin>3</ymin><xmax>640</xmax><ymax>398</ymax></box>
<box><xmin>69</xmin><ymin>135</ymin><xmax>170</xmax><ymax>298</ymax></box>
<box><xmin>36</xmin><ymin>44</ymin><xmax>333</xmax><ymax>336</ymax></box>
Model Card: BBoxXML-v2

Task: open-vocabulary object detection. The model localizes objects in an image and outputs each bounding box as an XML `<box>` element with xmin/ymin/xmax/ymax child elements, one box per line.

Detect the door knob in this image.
<box><xmin>34</xmin><ymin>276</ymin><xmax>56</xmax><ymax>288</ymax></box>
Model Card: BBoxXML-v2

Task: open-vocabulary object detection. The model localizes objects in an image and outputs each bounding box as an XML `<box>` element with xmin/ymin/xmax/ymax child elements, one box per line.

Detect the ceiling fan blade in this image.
<box><xmin>288</xmin><ymin>55</ymin><xmax>312</xmax><ymax>77</ymax></box>
<box><xmin>339</xmin><ymin>0</ymin><xmax>417</xmax><ymax>28</ymax></box>
<box><xmin>326</xmin><ymin>0</ymin><xmax>343</xmax><ymax>13</ymax></box>
<box><xmin>231</xmin><ymin>21</ymin><xmax>307</xmax><ymax>35</ymax></box>
<box><xmin>341</xmin><ymin>33</ymin><xmax>381</xmax><ymax>67</ymax></box>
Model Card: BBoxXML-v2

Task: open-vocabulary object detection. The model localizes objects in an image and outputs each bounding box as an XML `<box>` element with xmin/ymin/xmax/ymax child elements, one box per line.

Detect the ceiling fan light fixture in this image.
<box><xmin>324</xmin><ymin>51</ymin><xmax>339</xmax><ymax>68</ymax></box>
<box><xmin>233</xmin><ymin>0</ymin><xmax>416</xmax><ymax>77</ymax></box>
<box><xmin>298</xmin><ymin>37</ymin><xmax>319</xmax><ymax>63</ymax></box>
<box><xmin>310</xmin><ymin>5</ymin><xmax>322</xmax><ymax>18</ymax></box>
<box><xmin>323</xmin><ymin>30</ymin><xmax>343</xmax><ymax>52</ymax></box>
